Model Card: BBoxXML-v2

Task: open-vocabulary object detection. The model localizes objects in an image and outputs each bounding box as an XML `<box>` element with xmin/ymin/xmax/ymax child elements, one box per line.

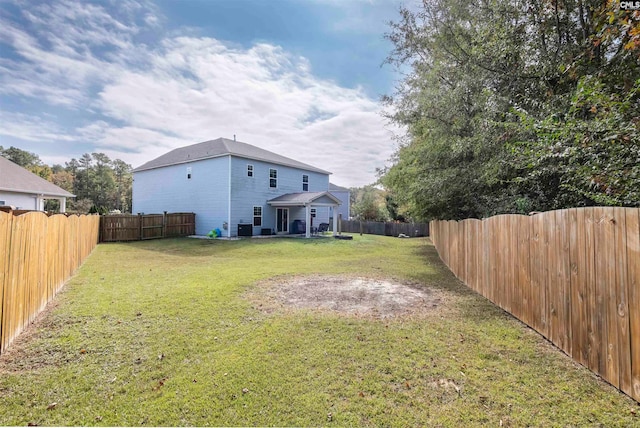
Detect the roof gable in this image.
<box><xmin>267</xmin><ymin>191</ymin><xmax>341</xmax><ymax>206</ymax></box>
<box><xmin>329</xmin><ymin>183</ymin><xmax>349</xmax><ymax>192</ymax></box>
<box><xmin>133</xmin><ymin>137</ymin><xmax>330</xmax><ymax>175</ymax></box>
<box><xmin>0</xmin><ymin>156</ymin><xmax>74</xmax><ymax>198</ymax></box>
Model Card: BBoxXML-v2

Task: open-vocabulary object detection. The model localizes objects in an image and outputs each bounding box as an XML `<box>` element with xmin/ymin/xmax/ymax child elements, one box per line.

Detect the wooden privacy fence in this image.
<box><xmin>430</xmin><ymin>207</ymin><xmax>640</xmax><ymax>402</ymax></box>
<box><xmin>0</xmin><ymin>210</ymin><xmax>100</xmax><ymax>354</ymax></box>
<box><xmin>99</xmin><ymin>212</ymin><xmax>195</xmax><ymax>242</ymax></box>
<box><xmin>340</xmin><ymin>220</ymin><xmax>429</xmax><ymax>237</ymax></box>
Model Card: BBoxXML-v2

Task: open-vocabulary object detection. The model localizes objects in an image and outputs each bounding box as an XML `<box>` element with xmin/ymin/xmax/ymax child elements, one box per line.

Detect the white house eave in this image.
<box><xmin>267</xmin><ymin>202</ymin><xmax>340</xmax><ymax>207</ymax></box>
<box><xmin>0</xmin><ymin>187</ymin><xmax>75</xmax><ymax>198</ymax></box>
<box><xmin>267</xmin><ymin>193</ymin><xmax>342</xmax><ymax>207</ymax></box>
<box><xmin>266</xmin><ymin>201</ymin><xmax>303</xmax><ymax>207</ymax></box>
<box><xmin>304</xmin><ymin>203</ymin><xmax>339</xmax><ymax>207</ymax></box>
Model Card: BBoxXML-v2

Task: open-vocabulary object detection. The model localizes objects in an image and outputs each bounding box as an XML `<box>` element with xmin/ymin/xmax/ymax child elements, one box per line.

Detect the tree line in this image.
<box><xmin>380</xmin><ymin>0</ymin><xmax>639</xmax><ymax>221</ymax></box>
<box><xmin>0</xmin><ymin>146</ymin><xmax>132</xmax><ymax>214</ymax></box>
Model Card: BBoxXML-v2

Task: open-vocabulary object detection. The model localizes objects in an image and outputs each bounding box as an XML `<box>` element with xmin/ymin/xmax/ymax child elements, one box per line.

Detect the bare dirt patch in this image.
<box><xmin>248</xmin><ymin>275</ymin><xmax>448</xmax><ymax>319</ymax></box>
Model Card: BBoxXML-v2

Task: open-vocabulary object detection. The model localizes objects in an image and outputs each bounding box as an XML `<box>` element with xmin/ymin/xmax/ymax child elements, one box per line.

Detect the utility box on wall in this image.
<box><xmin>291</xmin><ymin>220</ymin><xmax>306</xmax><ymax>234</ymax></box>
<box><xmin>238</xmin><ymin>223</ymin><xmax>253</xmax><ymax>237</ymax></box>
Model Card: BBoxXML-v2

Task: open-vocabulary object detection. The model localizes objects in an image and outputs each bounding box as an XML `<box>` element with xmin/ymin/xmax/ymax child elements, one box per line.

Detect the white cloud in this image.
<box><xmin>0</xmin><ymin>0</ymin><xmax>398</xmax><ymax>187</ymax></box>
<box><xmin>0</xmin><ymin>111</ymin><xmax>77</xmax><ymax>142</ymax></box>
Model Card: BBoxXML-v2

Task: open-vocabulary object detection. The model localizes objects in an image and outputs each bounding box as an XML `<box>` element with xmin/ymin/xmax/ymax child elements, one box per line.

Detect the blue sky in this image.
<box><xmin>0</xmin><ymin>0</ymin><xmax>406</xmax><ymax>187</ymax></box>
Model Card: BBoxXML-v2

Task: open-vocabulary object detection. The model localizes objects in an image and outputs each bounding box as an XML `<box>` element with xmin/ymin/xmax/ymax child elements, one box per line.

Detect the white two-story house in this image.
<box><xmin>132</xmin><ymin>137</ymin><xmax>341</xmax><ymax>238</ymax></box>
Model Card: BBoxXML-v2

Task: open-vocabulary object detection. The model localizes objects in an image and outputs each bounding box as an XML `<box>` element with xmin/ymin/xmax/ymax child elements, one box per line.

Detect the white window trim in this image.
<box><xmin>269</xmin><ymin>168</ymin><xmax>278</xmax><ymax>188</ymax></box>
<box><xmin>303</xmin><ymin>174</ymin><xmax>309</xmax><ymax>192</ymax></box>
<box><xmin>253</xmin><ymin>206</ymin><xmax>262</xmax><ymax>227</ymax></box>
<box><xmin>247</xmin><ymin>164</ymin><xmax>254</xmax><ymax>177</ymax></box>
<box><xmin>310</xmin><ymin>208</ymin><xmax>317</xmax><ymax>218</ymax></box>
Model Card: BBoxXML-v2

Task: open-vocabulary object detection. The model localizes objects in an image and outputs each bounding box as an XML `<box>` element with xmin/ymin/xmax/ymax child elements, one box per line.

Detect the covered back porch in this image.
<box><xmin>267</xmin><ymin>192</ymin><xmax>341</xmax><ymax>238</ymax></box>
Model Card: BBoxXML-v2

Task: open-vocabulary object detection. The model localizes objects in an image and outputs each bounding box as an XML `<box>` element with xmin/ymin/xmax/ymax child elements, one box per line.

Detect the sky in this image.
<box><xmin>0</xmin><ymin>0</ymin><xmax>407</xmax><ymax>188</ymax></box>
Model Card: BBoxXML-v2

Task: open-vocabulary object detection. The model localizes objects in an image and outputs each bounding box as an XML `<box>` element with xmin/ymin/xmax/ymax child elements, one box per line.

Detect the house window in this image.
<box><xmin>269</xmin><ymin>168</ymin><xmax>277</xmax><ymax>188</ymax></box>
<box><xmin>247</xmin><ymin>164</ymin><xmax>253</xmax><ymax>177</ymax></box>
<box><xmin>253</xmin><ymin>206</ymin><xmax>262</xmax><ymax>226</ymax></box>
<box><xmin>187</xmin><ymin>167</ymin><xmax>192</xmax><ymax>179</ymax></box>
<box><xmin>302</xmin><ymin>175</ymin><xmax>309</xmax><ymax>191</ymax></box>
<box><xmin>0</xmin><ymin>201</ymin><xmax>5</xmax><ymax>206</ymax></box>
<box><xmin>310</xmin><ymin>208</ymin><xmax>316</xmax><ymax>218</ymax></box>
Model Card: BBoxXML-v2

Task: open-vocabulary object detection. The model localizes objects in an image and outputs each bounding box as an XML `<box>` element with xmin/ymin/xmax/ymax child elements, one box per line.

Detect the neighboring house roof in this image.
<box><xmin>0</xmin><ymin>156</ymin><xmax>74</xmax><ymax>198</ymax></box>
<box><xmin>267</xmin><ymin>191</ymin><xmax>341</xmax><ymax>207</ymax></box>
<box><xmin>329</xmin><ymin>183</ymin><xmax>349</xmax><ymax>192</ymax></box>
<box><xmin>133</xmin><ymin>137</ymin><xmax>331</xmax><ymax>174</ymax></box>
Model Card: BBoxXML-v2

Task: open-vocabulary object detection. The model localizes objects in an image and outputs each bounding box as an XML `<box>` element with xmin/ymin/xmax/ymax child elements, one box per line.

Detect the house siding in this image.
<box><xmin>0</xmin><ymin>191</ymin><xmax>37</xmax><ymax>210</ymax></box>
<box><xmin>229</xmin><ymin>157</ymin><xmax>330</xmax><ymax>235</ymax></box>
<box><xmin>132</xmin><ymin>153</ymin><xmax>332</xmax><ymax>237</ymax></box>
<box><xmin>329</xmin><ymin>190</ymin><xmax>350</xmax><ymax>220</ymax></box>
<box><xmin>132</xmin><ymin>156</ymin><xmax>230</xmax><ymax>235</ymax></box>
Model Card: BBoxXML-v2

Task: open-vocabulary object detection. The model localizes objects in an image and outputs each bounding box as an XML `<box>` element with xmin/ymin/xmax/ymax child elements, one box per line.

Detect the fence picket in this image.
<box><xmin>0</xmin><ymin>211</ymin><xmax>99</xmax><ymax>354</ymax></box>
<box><xmin>339</xmin><ymin>220</ymin><xmax>429</xmax><ymax>238</ymax></box>
<box><xmin>99</xmin><ymin>213</ymin><xmax>195</xmax><ymax>242</ymax></box>
<box><xmin>430</xmin><ymin>207</ymin><xmax>640</xmax><ymax>402</ymax></box>
<box><xmin>626</xmin><ymin>209</ymin><xmax>640</xmax><ymax>401</ymax></box>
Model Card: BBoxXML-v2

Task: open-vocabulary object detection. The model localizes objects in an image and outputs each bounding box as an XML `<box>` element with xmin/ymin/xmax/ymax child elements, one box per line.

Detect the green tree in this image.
<box><xmin>2</xmin><ymin>145</ymin><xmax>134</xmax><ymax>214</ymax></box>
<box><xmin>351</xmin><ymin>185</ymin><xmax>390</xmax><ymax>221</ymax></box>
<box><xmin>513</xmin><ymin>76</ymin><xmax>640</xmax><ymax>207</ymax></box>
<box><xmin>74</xmin><ymin>153</ymin><xmax>93</xmax><ymax>202</ymax></box>
<box><xmin>111</xmin><ymin>159</ymin><xmax>133</xmax><ymax>212</ymax></box>
<box><xmin>385</xmin><ymin>194</ymin><xmax>406</xmax><ymax>222</ymax></box>
<box><xmin>0</xmin><ymin>146</ymin><xmax>51</xmax><ymax>179</ymax></box>
<box><xmin>51</xmin><ymin>170</ymin><xmax>74</xmax><ymax>193</ymax></box>
<box><xmin>0</xmin><ymin>146</ymin><xmax>41</xmax><ymax>168</ymax></box>
<box><xmin>381</xmin><ymin>0</ymin><xmax>639</xmax><ymax>220</ymax></box>
<box><xmin>91</xmin><ymin>153</ymin><xmax>115</xmax><ymax>210</ymax></box>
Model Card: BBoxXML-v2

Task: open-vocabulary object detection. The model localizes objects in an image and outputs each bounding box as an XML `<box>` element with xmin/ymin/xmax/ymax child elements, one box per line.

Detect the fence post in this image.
<box><xmin>138</xmin><ymin>213</ymin><xmax>143</xmax><ymax>240</ymax></box>
<box><xmin>162</xmin><ymin>211</ymin><xmax>167</xmax><ymax>238</ymax></box>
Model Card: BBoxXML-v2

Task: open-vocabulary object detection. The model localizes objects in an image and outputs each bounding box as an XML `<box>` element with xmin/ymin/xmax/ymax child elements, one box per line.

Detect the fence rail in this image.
<box><xmin>99</xmin><ymin>212</ymin><xmax>195</xmax><ymax>242</ymax></box>
<box><xmin>340</xmin><ymin>220</ymin><xmax>429</xmax><ymax>237</ymax></box>
<box><xmin>430</xmin><ymin>207</ymin><xmax>640</xmax><ymax>402</ymax></box>
<box><xmin>0</xmin><ymin>210</ymin><xmax>100</xmax><ymax>354</ymax></box>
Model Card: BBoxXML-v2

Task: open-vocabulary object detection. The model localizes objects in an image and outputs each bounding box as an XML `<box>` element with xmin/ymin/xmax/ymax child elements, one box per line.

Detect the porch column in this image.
<box><xmin>332</xmin><ymin>205</ymin><xmax>338</xmax><ymax>236</ymax></box>
<box><xmin>305</xmin><ymin>204</ymin><xmax>311</xmax><ymax>238</ymax></box>
<box><xmin>59</xmin><ymin>197</ymin><xmax>66</xmax><ymax>213</ymax></box>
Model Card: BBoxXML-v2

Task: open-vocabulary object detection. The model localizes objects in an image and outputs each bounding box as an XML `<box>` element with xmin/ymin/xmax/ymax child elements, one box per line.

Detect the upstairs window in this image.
<box><xmin>302</xmin><ymin>175</ymin><xmax>309</xmax><ymax>191</ymax></box>
<box><xmin>269</xmin><ymin>168</ymin><xmax>277</xmax><ymax>188</ymax></box>
<box><xmin>187</xmin><ymin>167</ymin><xmax>192</xmax><ymax>179</ymax></box>
<box><xmin>253</xmin><ymin>206</ymin><xmax>262</xmax><ymax>226</ymax></box>
<box><xmin>247</xmin><ymin>164</ymin><xmax>253</xmax><ymax>177</ymax></box>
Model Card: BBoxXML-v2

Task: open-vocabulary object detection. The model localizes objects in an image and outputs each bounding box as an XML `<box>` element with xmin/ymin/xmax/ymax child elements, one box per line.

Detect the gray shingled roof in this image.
<box><xmin>0</xmin><ymin>156</ymin><xmax>74</xmax><ymax>198</ymax></box>
<box><xmin>329</xmin><ymin>183</ymin><xmax>349</xmax><ymax>192</ymax></box>
<box><xmin>267</xmin><ymin>192</ymin><xmax>341</xmax><ymax>206</ymax></box>
<box><xmin>133</xmin><ymin>137</ymin><xmax>331</xmax><ymax>174</ymax></box>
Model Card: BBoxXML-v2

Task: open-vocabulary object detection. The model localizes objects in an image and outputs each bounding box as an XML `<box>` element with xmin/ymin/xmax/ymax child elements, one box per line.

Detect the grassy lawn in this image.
<box><xmin>0</xmin><ymin>235</ymin><xmax>637</xmax><ymax>426</ymax></box>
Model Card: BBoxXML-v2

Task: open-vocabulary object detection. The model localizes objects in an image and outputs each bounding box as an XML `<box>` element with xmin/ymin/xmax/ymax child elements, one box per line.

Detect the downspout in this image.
<box><xmin>227</xmin><ymin>155</ymin><xmax>232</xmax><ymax>238</ymax></box>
